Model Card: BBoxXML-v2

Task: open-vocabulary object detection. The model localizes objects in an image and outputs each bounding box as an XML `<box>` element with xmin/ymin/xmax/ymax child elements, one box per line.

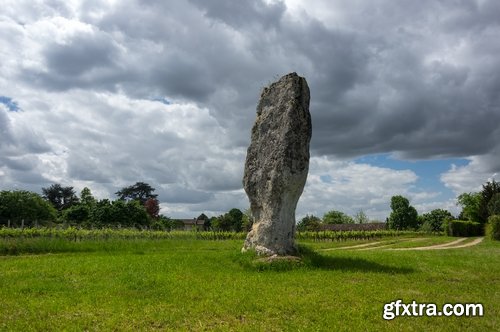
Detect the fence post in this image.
<box><xmin>21</xmin><ymin>219</ymin><xmax>24</xmax><ymax>229</ymax></box>
<box><xmin>7</xmin><ymin>219</ymin><xmax>10</xmax><ymax>228</ymax></box>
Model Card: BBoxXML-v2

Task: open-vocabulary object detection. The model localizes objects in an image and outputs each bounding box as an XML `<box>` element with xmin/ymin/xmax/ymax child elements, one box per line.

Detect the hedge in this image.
<box><xmin>444</xmin><ymin>220</ymin><xmax>484</xmax><ymax>237</ymax></box>
<box><xmin>486</xmin><ymin>215</ymin><xmax>500</xmax><ymax>241</ymax></box>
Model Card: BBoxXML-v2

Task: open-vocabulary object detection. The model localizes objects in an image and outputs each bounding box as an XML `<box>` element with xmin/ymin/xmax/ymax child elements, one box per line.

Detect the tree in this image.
<box><xmin>323</xmin><ymin>210</ymin><xmax>354</xmax><ymax>224</ymax></box>
<box><xmin>89</xmin><ymin>199</ymin><xmax>150</xmax><ymax>228</ymax></box>
<box><xmin>63</xmin><ymin>204</ymin><xmax>90</xmax><ymax>224</ymax></box>
<box><xmin>42</xmin><ymin>184</ymin><xmax>79</xmax><ymax>211</ymax></box>
<box><xmin>62</xmin><ymin>187</ymin><xmax>96</xmax><ymax>225</ymax></box>
<box><xmin>210</xmin><ymin>209</ymin><xmax>243</xmax><ymax>232</ymax></box>
<box><xmin>0</xmin><ymin>190</ymin><xmax>57</xmax><ymax>227</ymax></box>
<box><xmin>297</xmin><ymin>214</ymin><xmax>321</xmax><ymax>231</ymax></box>
<box><xmin>457</xmin><ymin>192</ymin><xmax>482</xmax><ymax>223</ymax></box>
<box><xmin>115</xmin><ymin>182</ymin><xmax>157</xmax><ymax>204</ymax></box>
<box><xmin>197</xmin><ymin>213</ymin><xmax>211</xmax><ymax>231</ymax></box>
<box><xmin>353</xmin><ymin>209</ymin><xmax>369</xmax><ymax>224</ymax></box>
<box><xmin>210</xmin><ymin>215</ymin><xmax>230</xmax><ymax>231</ymax></box>
<box><xmin>170</xmin><ymin>219</ymin><xmax>186</xmax><ymax>230</ymax></box>
<box><xmin>89</xmin><ymin>199</ymin><xmax>113</xmax><ymax>227</ymax></box>
<box><xmin>122</xmin><ymin>200</ymin><xmax>151</xmax><ymax>228</ymax></box>
<box><xmin>227</xmin><ymin>208</ymin><xmax>243</xmax><ymax>232</ymax></box>
<box><xmin>420</xmin><ymin>209</ymin><xmax>453</xmax><ymax>233</ymax></box>
<box><xmin>80</xmin><ymin>187</ymin><xmax>96</xmax><ymax>207</ymax></box>
<box><xmin>144</xmin><ymin>198</ymin><xmax>160</xmax><ymax>219</ymax></box>
<box><xmin>487</xmin><ymin>193</ymin><xmax>500</xmax><ymax>216</ymax></box>
<box><xmin>209</xmin><ymin>216</ymin><xmax>221</xmax><ymax>231</ymax></box>
<box><xmin>151</xmin><ymin>215</ymin><xmax>174</xmax><ymax>231</ymax></box>
<box><xmin>388</xmin><ymin>195</ymin><xmax>418</xmax><ymax>230</ymax></box>
<box><xmin>241</xmin><ymin>208</ymin><xmax>254</xmax><ymax>232</ymax></box>
<box><xmin>479</xmin><ymin>180</ymin><xmax>500</xmax><ymax>222</ymax></box>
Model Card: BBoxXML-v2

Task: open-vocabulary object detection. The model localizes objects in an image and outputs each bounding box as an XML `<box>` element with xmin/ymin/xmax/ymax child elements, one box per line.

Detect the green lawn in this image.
<box><xmin>0</xmin><ymin>236</ymin><xmax>498</xmax><ymax>331</ymax></box>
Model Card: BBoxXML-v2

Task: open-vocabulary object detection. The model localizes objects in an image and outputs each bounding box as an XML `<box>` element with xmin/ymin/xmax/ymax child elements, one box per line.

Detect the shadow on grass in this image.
<box><xmin>237</xmin><ymin>245</ymin><xmax>414</xmax><ymax>274</ymax></box>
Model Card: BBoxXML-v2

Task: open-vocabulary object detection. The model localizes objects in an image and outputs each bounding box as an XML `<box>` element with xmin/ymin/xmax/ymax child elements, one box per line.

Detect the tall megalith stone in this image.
<box><xmin>242</xmin><ymin>72</ymin><xmax>311</xmax><ymax>256</ymax></box>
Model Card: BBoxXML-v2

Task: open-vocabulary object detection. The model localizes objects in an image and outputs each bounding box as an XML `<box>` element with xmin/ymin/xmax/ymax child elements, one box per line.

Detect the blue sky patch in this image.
<box><xmin>151</xmin><ymin>97</ymin><xmax>171</xmax><ymax>105</ymax></box>
<box><xmin>0</xmin><ymin>96</ymin><xmax>21</xmax><ymax>112</ymax></box>
<box><xmin>355</xmin><ymin>153</ymin><xmax>470</xmax><ymax>197</ymax></box>
<box><xmin>320</xmin><ymin>174</ymin><xmax>333</xmax><ymax>183</ymax></box>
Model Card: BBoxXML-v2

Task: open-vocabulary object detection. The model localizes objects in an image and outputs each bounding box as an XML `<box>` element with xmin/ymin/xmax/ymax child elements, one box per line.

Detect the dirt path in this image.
<box><xmin>356</xmin><ymin>238</ymin><xmax>429</xmax><ymax>251</ymax></box>
<box><xmin>319</xmin><ymin>237</ymin><xmax>485</xmax><ymax>252</ymax></box>
<box><xmin>388</xmin><ymin>237</ymin><xmax>484</xmax><ymax>251</ymax></box>
<box><xmin>320</xmin><ymin>238</ymin><xmax>428</xmax><ymax>251</ymax></box>
<box><xmin>320</xmin><ymin>241</ymin><xmax>384</xmax><ymax>251</ymax></box>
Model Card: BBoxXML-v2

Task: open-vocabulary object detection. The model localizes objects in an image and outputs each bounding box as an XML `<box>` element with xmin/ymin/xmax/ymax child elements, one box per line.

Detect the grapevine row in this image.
<box><xmin>0</xmin><ymin>227</ymin><xmax>415</xmax><ymax>242</ymax></box>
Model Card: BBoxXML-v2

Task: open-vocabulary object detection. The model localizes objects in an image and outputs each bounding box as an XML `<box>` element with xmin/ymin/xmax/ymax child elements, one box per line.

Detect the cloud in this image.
<box><xmin>1</xmin><ymin>88</ymin><xmax>245</xmax><ymax>207</ymax></box>
<box><xmin>188</xmin><ymin>0</ymin><xmax>286</xmax><ymax>29</ymax></box>
<box><xmin>441</xmin><ymin>152</ymin><xmax>500</xmax><ymax>195</ymax></box>
<box><xmin>1</xmin><ymin>0</ymin><xmax>499</xmax><ymax>219</ymax></box>
<box><xmin>297</xmin><ymin>156</ymin><xmax>422</xmax><ymax>220</ymax></box>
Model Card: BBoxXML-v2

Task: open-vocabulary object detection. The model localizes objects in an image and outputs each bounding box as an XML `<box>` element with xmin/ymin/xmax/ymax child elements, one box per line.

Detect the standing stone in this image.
<box><xmin>242</xmin><ymin>72</ymin><xmax>311</xmax><ymax>256</ymax></box>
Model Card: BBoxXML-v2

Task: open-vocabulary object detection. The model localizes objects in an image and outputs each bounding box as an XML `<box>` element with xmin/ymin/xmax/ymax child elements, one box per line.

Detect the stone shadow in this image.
<box><xmin>238</xmin><ymin>245</ymin><xmax>414</xmax><ymax>274</ymax></box>
<box><xmin>298</xmin><ymin>245</ymin><xmax>414</xmax><ymax>274</ymax></box>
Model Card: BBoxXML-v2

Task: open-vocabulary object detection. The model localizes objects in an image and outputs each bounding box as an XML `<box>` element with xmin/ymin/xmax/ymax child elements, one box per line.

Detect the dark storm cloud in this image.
<box><xmin>45</xmin><ymin>33</ymin><xmax>116</xmax><ymax>76</ymax></box>
<box><xmin>3</xmin><ymin>156</ymin><xmax>36</xmax><ymax>172</ymax></box>
<box><xmin>8</xmin><ymin>169</ymin><xmax>51</xmax><ymax>185</ymax></box>
<box><xmin>285</xmin><ymin>0</ymin><xmax>500</xmax><ymax>164</ymax></box>
<box><xmin>21</xmin><ymin>28</ymin><xmax>123</xmax><ymax>92</ymax></box>
<box><xmin>188</xmin><ymin>0</ymin><xmax>286</xmax><ymax>29</ymax></box>
<box><xmin>13</xmin><ymin>0</ymin><xmax>500</xmax><ymax>165</ymax></box>
<box><xmin>66</xmin><ymin>153</ymin><xmax>111</xmax><ymax>183</ymax></box>
<box><xmin>151</xmin><ymin>53</ymin><xmax>215</xmax><ymax>102</ymax></box>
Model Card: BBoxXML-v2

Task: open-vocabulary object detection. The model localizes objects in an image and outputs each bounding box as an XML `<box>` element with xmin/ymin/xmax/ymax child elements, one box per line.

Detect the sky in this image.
<box><xmin>1</xmin><ymin>0</ymin><xmax>499</xmax><ymax>221</ymax></box>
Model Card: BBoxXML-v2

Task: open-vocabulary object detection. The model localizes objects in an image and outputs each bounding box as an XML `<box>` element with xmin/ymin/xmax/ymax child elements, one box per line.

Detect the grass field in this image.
<box><xmin>0</xmin><ymin>233</ymin><xmax>499</xmax><ymax>331</ymax></box>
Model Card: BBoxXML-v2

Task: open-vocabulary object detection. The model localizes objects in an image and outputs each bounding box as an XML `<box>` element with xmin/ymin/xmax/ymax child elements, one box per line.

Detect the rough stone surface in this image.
<box><xmin>242</xmin><ymin>72</ymin><xmax>311</xmax><ymax>256</ymax></box>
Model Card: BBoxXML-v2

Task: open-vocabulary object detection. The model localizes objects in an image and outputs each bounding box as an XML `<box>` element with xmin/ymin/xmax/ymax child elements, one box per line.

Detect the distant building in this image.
<box><xmin>177</xmin><ymin>218</ymin><xmax>205</xmax><ymax>231</ymax></box>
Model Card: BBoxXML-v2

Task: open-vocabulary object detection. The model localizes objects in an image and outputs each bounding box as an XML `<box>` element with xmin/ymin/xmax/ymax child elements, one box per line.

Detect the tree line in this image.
<box><xmin>0</xmin><ymin>181</ymin><xmax>251</xmax><ymax>232</ymax></box>
<box><xmin>0</xmin><ymin>182</ymin><xmax>156</xmax><ymax>228</ymax></box>
<box><xmin>1</xmin><ymin>180</ymin><xmax>499</xmax><ymax>233</ymax></box>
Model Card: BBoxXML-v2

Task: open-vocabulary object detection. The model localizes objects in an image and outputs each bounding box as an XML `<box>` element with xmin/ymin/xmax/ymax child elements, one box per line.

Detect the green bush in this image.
<box><xmin>444</xmin><ymin>220</ymin><xmax>484</xmax><ymax>237</ymax></box>
<box><xmin>486</xmin><ymin>215</ymin><xmax>500</xmax><ymax>240</ymax></box>
<box><xmin>419</xmin><ymin>209</ymin><xmax>453</xmax><ymax>233</ymax></box>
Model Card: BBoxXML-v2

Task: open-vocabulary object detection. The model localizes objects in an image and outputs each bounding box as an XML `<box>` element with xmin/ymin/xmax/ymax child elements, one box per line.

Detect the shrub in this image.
<box><xmin>322</xmin><ymin>210</ymin><xmax>354</xmax><ymax>224</ymax></box>
<box><xmin>297</xmin><ymin>215</ymin><xmax>321</xmax><ymax>232</ymax></box>
<box><xmin>444</xmin><ymin>220</ymin><xmax>484</xmax><ymax>237</ymax></box>
<box><xmin>419</xmin><ymin>209</ymin><xmax>453</xmax><ymax>233</ymax></box>
<box><xmin>486</xmin><ymin>215</ymin><xmax>500</xmax><ymax>241</ymax></box>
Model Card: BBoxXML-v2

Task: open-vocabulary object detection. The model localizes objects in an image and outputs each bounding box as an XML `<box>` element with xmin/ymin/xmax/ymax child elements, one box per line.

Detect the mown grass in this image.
<box><xmin>0</xmin><ymin>235</ymin><xmax>498</xmax><ymax>331</ymax></box>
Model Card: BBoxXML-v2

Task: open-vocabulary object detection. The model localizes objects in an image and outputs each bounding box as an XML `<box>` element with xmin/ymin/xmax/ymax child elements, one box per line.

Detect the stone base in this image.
<box><xmin>242</xmin><ymin>231</ymin><xmax>297</xmax><ymax>256</ymax></box>
<box><xmin>254</xmin><ymin>255</ymin><xmax>302</xmax><ymax>263</ymax></box>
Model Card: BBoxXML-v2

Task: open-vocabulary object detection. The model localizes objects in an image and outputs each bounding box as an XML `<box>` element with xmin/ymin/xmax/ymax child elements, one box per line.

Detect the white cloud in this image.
<box><xmin>441</xmin><ymin>156</ymin><xmax>499</xmax><ymax>195</ymax></box>
<box><xmin>0</xmin><ymin>89</ymin><xmax>244</xmax><ymax>208</ymax></box>
<box><xmin>413</xmin><ymin>199</ymin><xmax>460</xmax><ymax>217</ymax></box>
<box><xmin>297</xmin><ymin>156</ymin><xmax>421</xmax><ymax>221</ymax></box>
